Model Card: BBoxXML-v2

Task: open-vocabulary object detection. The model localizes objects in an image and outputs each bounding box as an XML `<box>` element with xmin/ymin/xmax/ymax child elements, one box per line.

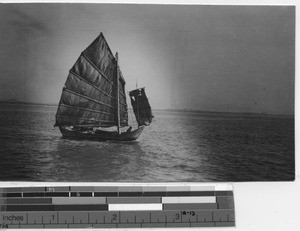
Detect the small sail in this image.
<box><xmin>129</xmin><ymin>88</ymin><xmax>153</xmax><ymax>126</ymax></box>
<box><xmin>55</xmin><ymin>33</ymin><xmax>128</xmax><ymax>127</ymax></box>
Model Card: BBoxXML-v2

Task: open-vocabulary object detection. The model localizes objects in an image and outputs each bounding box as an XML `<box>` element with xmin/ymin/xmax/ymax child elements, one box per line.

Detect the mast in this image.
<box><xmin>136</xmin><ymin>79</ymin><xmax>139</xmax><ymax>127</ymax></box>
<box><xmin>116</xmin><ymin>52</ymin><xmax>121</xmax><ymax>134</ymax></box>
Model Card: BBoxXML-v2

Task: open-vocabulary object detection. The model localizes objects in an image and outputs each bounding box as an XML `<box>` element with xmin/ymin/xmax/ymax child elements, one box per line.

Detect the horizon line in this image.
<box><xmin>0</xmin><ymin>100</ymin><xmax>294</xmax><ymax>117</ymax></box>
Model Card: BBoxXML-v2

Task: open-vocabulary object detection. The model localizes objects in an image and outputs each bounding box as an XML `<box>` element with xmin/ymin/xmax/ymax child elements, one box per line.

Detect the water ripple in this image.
<box><xmin>0</xmin><ymin>104</ymin><xmax>294</xmax><ymax>182</ymax></box>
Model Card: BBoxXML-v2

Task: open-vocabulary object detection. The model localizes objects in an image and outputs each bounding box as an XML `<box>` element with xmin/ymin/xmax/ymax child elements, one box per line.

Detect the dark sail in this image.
<box><xmin>118</xmin><ymin>70</ymin><xmax>128</xmax><ymax>126</ymax></box>
<box><xmin>55</xmin><ymin>33</ymin><xmax>128</xmax><ymax>127</ymax></box>
<box><xmin>129</xmin><ymin>88</ymin><xmax>153</xmax><ymax>126</ymax></box>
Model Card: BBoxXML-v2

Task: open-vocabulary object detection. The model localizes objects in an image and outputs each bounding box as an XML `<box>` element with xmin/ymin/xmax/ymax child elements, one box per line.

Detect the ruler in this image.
<box><xmin>0</xmin><ymin>185</ymin><xmax>235</xmax><ymax>228</ymax></box>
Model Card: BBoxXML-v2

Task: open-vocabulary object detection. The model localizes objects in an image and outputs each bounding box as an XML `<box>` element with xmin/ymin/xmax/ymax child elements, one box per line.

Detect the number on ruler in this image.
<box><xmin>182</xmin><ymin>211</ymin><xmax>195</xmax><ymax>216</ymax></box>
<box><xmin>48</xmin><ymin>188</ymin><xmax>55</xmax><ymax>192</ymax></box>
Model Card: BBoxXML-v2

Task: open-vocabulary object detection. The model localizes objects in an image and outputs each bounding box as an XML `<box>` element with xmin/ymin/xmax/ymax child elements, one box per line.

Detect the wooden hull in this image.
<box><xmin>59</xmin><ymin>126</ymin><xmax>144</xmax><ymax>142</ymax></box>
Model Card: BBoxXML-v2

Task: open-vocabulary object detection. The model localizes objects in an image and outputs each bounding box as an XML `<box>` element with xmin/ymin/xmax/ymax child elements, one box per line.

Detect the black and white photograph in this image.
<box><xmin>0</xmin><ymin>3</ymin><xmax>295</xmax><ymax>182</ymax></box>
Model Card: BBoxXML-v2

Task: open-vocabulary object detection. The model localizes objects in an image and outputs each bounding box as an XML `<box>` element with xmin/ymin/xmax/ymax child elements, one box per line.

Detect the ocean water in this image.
<box><xmin>0</xmin><ymin>104</ymin><xmax>294</xmax><ymax>182</ymax></box>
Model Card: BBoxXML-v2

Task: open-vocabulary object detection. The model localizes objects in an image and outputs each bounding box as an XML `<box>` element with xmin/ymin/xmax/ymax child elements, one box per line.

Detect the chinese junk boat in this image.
<box><xmin>54</xmin><ymin>33</ymin><xmax>153</xmax><ymax>141</ymax></box>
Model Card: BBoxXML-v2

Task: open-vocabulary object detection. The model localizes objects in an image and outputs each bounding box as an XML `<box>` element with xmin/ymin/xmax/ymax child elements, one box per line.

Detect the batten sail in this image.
<box><xmin>55</xmin><ymin>33</ymin><xmax>128</xmax><ymax>127</ymax></box>
<box><xmin>129</xmin><ymin>88</ymin><xmax>154</xmax><ymax>126</ymax></box>
<box><xmin>118</xmin><ymin>70</ymin><xmax>128</xmax><ymax>126</ymax></box>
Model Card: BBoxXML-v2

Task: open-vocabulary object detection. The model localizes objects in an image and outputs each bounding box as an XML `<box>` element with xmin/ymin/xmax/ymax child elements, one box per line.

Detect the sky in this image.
<box><xmin>0</xmin><ymin>3</ymin><xmax>295</xmax><ymax>115</ymax></box>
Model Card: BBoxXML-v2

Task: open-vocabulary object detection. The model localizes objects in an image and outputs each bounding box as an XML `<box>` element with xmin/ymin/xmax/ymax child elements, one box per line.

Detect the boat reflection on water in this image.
<box><xmin>52</xmin><ymin>138</ymin><xmax>148</xmax><ymax>182</ymax></box>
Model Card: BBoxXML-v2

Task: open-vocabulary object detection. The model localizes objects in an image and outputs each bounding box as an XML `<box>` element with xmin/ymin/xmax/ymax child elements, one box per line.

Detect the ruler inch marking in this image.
<box><xmin>0</xmin><ymin>186</ymin><xmax>234</xmax><ymax>228</ymax></box>
<box><xmin>181</xmin><ymin>210</ymin><xmax>183</xmax><ymax>223</ymax></box>
<box><xmin>215</xmin><ymin>221</ymin><xmax>235</xmax><ymax>227</ymax></box>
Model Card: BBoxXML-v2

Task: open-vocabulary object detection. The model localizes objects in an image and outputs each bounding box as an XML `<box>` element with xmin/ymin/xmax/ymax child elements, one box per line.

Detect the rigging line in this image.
<box><xmin>59</xmin><ymin>103</ymin><xmax>115</xmax><ymax>117</ymax></box>
<box><xmin>129</xmin><ymin>109</ymin><xmax>136</xmax><ymax>128</ymax></box>
<box><xmin>136</xmin><ymin>94</ymin><xmax>139</xmax><ymax>126</ymax></box>
<box><xmin>69</xmin><ymin>70</ymin><xmax>114</xmax><ymax>100</ymax></box>
<box><xmin>116</xmin><ymin>74</ymin><xmax>126</xmax><ymax>96</ymax></box>
<box><xmin>118</xmin><ymin>69</ymin><xmax>126</xmax><ymax>84</ymax></box>
<box><xmin>83</xmin><ymin>47</ymin><xmax>116</xmax><ymax>128</ymax></box>
<box><xmin>63</xmin><ymin>88</ymin><xmax>114</xmax><ymax>109</ymax></box>
<box><xmin>135</xmin><ymin>80</ymin><xmax>139</xmax><ymax>125</ymax></box>
<box><xmin>116</xmin><ymin>52</ymin><xmax>121</xmax><ymax>134</ymax></box>
<box><xmin>119</xmin><ymin>108</ymin><xmax>128</xmax><ymax>114</ymax></box>
<box><xmin>69</xmin><ymin>71</ymin><xmax>127</xmax><ymax>110</ymax></box>
<box><xmin>119</xmin><ymin>88</ymin><xmax>126</xmax><ymax>98</ymax></box>
<box><xmin>81</xmin><ymin>53</ymin><xmax>114</xmax><ymax>85</ymax></box>
<box><xmin>82</xmin><ymin>53</ymin><xmax>127</xmax><ymax>100</ymax></box>
<box><xmin>118</xmin><ymin>100</ymin><xmax>128</xmax><ymax>108</ymax></box>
